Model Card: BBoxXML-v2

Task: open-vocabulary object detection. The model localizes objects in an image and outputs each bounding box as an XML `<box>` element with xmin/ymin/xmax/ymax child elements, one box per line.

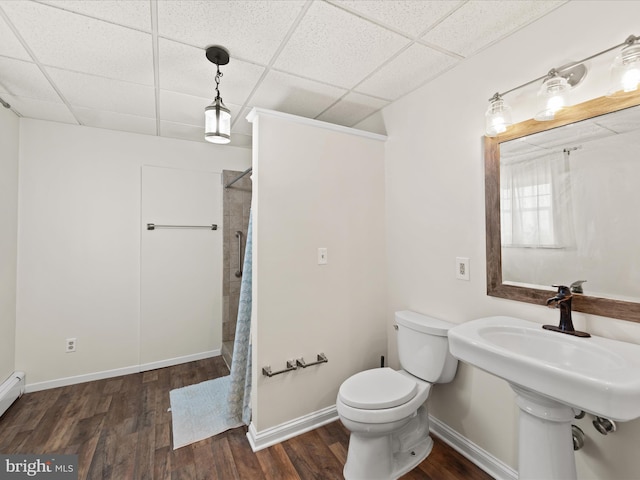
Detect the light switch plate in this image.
<box><xmin>318</xmin><ymin>248</ymin><xmax>328</xmax><ymax>265</ymax></box>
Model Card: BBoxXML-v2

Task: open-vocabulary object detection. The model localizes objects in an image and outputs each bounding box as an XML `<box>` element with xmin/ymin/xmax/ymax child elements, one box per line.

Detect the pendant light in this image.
<box><xmin>485</xmin><ymin>93</ymin><xmax>513</xmax><ymax>137</ymax></box>
<box><xmin>204</xmin><ymin>46</ymin><xmax>231</xmax><ymax>144</ymax></box>
<box><xmin>610</xmin><ymin>35</ymin><xmax>640</xmax><ymax>94</ymax></box>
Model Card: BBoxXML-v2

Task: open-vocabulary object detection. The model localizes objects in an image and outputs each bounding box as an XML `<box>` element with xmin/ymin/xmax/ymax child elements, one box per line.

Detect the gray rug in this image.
<box><xmin>169</xmin><ymin>375</ymin><xmax>244</xmax><ymax>449</ymax></box>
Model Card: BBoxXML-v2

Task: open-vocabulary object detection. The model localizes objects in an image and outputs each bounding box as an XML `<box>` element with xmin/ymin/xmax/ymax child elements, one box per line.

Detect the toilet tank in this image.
<box><xmin>395</xmin><ymin>310</ymin><xmax>458</xmax><ymax>383</ymax></box>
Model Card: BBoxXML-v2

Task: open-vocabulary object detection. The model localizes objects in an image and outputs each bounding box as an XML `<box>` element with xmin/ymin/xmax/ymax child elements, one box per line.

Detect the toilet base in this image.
<box><xmin>343</xmin><ymin>406</ymin><xmax>432</xmax><ymax>480</ymax></box>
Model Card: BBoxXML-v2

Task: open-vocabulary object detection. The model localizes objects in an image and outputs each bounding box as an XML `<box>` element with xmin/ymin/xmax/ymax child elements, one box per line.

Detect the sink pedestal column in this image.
<box><xmin>511</xmin><ymin>385</ymin><xmax>577</xmax><ymax>480</ymax></box>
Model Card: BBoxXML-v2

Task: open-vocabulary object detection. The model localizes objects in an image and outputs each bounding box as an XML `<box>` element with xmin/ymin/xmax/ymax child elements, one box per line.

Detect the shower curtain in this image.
<box><xmin>227</xmin><ymin>212</ymin><xmax>252</xmax><ymax>425</ymax></box>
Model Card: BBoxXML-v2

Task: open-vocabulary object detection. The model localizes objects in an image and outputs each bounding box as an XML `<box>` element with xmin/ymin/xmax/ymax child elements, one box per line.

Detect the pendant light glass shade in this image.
<box><xmin>610</xmin><ymin>42</ymin><xmax>640</xmax><ymax>95</ymax></box>
<box><xmin>205</xmin><ymin>97</ymin><xmax>231</xmax><ymax>144</ymax></box>
<box><xmin>485</xmin><ymin>95</ymin><xmax>513</xmax><ymax>137</ymax></box>
<box><xmin>534</xmin><ymin>75</ymin><xmax>570</xmax><ymax>121</ymax></box>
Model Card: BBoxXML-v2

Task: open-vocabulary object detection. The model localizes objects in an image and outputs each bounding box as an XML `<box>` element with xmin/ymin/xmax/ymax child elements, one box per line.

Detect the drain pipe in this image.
<box><xmin>572</xmin><ymin>425</ymin><xmax>585</xmax><ymax>451</ymax></box>
<box><xmin>571</xmin><ymin>411</ymin><xmax>617</xmax><ymax>451</ymax></box>
<box><xmin>572</xmin><ymin>410</ymin><xmax>585</xmax><ymax>451</ymax></box>
<box><xmin>593</xmin><ymin>416</ymin><xmax>617</xmax><ymax>435</ymax></box>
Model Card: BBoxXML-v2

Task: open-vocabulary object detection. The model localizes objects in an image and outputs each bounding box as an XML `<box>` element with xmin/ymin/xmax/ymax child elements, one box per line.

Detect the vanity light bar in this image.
<box><xmin>490</xmin><ymin>34</ymin><xmax>639</xmax><ymax>101</ymax></box>
<box><xmin>486</xmin><ymin>34</ymin><xmax>640</xmax><ymax>136</ymax></box>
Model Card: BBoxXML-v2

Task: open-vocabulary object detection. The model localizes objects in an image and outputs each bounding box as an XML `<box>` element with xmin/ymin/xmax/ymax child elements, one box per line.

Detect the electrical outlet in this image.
<box><xmin>456</xmin><ymin>257</ymin><xmax>470</xmax><ymax>281</ymax></box>
<box><xmin>66</xmin><ymin>338</ymin><xmax>77</xmax><ymax>353</ymax></box>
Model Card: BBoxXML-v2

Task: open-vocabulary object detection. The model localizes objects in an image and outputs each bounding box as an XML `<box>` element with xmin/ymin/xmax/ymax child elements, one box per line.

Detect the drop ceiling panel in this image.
<box><xmin>159</xmin><ymin>90</ymin><xmax>211</xmax><ymax>126</ymax></box>
<box><xmin>594</xmin><ymin>105</ymin><xmax>640</xmax><ymax>134</ymax></box>
<box><xmin>37</xmin><ymin>0</ymin><xmax>152</xmax><ymax>32</ymax></box>
<box><xmin>250</xmin><ymin>70</ymin><xmax>347</xmax><ymax>119</ymax></box>
<box><xmin>48</xmin><ymin>67</ymin><xmax>156</xmax><ymax>118</ymax></box>
<box><xmin>2</xmin><ymin>1</ymin><xmax>154</xmax><ymax>85</ymax></box>
<box><xmin>0</xmin><ymin>0</ymin><xmax>568</xmax><ymax>146</ymax></box>
<box><xmin>0</xmin><ymin>57</ymin><xmax>61</xmax><ymax>102</ymax></box>
<box><xmin>74</xmin><ymin>107</ymin><xmax>157</xmax><ymax>136</ymax></box>
<box><xmin>421</xmin><ymin>0</ymin><xmax>565</xmax><ymax>57</ymax></box>
<box><xmin>160</xmin><ymin>120</ymin><xmax>201</xmax><ymax>143</ymax></box>
<box><xmin>273</xmin><ymin>1</ymin><xmax>409</xmax><ymax>89</ymax></box>
<box><xmin>156</xmin><ymin>0</ymin><xmax>306</xmax><ymax>63</ymax></box>
<box><xmin>0</xmin><ymin>13</ymin><xmax>31</xmax><ymax>61</ymax></box>
<box><xmin>331</xmin><ymin>0</ymin><xmax>463</xmax><ymax>38</ymax></box>
<box><xmin>355</xmin><ymin>43</ymin><xmax>459</xmax><ymax>101</ymax></box>
<box><xmin>316</xmin><ymin>91</ymin><xmax>388</xmax><ymax>127</ymax></box>
<box><xmin>158</xmin><ymin>39</ymin><xmax>264</xmax><ymax>104</ymax></box>
<box><xmin>3</xmin><ymin>93</ymin><xmax>77</xmax><ymax>124</ymax></box>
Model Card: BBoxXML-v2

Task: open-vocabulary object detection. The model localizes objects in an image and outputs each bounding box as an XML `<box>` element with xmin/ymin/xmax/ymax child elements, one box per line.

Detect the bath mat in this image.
<box><xmin>169</xmin><ymin>375</ymin><xmax>244</xmax><ymax>449</ymax></box>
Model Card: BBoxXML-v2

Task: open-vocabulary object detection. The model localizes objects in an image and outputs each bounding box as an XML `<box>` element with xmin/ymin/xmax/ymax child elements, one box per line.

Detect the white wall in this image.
<box><xmin>16</xmin><ymin>119</ymin><xmax>250</xmax><ymax>388</ymax></box>
<box><xmin>0</xmin><ymin>106</ymin><xmax>19</xmax><ymax>383</ymax></box>
<box><xmin>250</xmin><ymin>110</ymin><xmax>387</xmax><ymax>431</ymax></box>
<box><xmin>141</xmin><ymin>166</ymin><xmax>222</xmax><ymax>364</ymax></box>
<box><xmin>382</xmin><ymin>1</ymin><xmax>640</xmax><ymax>479</ymax></box>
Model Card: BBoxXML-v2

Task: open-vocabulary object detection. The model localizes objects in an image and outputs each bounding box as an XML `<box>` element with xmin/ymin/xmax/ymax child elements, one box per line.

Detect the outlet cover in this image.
<box><xmin>456</xmin><ymin>257</ymin><xmax>470</xmax><ymax>281</ymax></box>
<box><xmin>66</xmin><ymin>337</ymin><xmax>77</xmax><ymax>353</ymax></box>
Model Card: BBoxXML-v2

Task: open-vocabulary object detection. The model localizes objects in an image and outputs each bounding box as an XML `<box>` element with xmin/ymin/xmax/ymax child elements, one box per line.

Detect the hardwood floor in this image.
<box><xmin>0</xmin><ymin>358</ymin><xmax>493</xmax><ymax>479</ymax></box>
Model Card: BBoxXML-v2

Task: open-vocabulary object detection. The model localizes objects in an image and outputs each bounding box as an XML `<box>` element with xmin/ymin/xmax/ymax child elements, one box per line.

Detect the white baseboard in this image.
<box><xmin>24</xmin><ymin>349</ymin><xmax>220</xmax><ymax>393</ymax></box>
<box><xmin>139</xmin><ymin>349</ymin><xmax>220</xmax><ymax>372</ymax></box>
<box><xmin>245</xmin><ymin>405</ymin><xmax>515</xmax><ymax>479</ymax></box>
<box><xmin>429</xmin><ymin>415</ymin><xmax>518</xmax><ymax>480</ymax></box>
<box><xmin>246</xmin><ymin>405</ymin><xmax>339</xmax><ymax>452</ymax></box>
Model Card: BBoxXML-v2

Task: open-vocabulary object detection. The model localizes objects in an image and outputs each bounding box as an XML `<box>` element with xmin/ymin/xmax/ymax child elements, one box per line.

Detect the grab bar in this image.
<box><xmin>147</xmin><ymin>223</ymin><xmax>217</xmax><ymax>230</ymax></box>
<box><xmin>235</xmin><ymin>231</ymin><xmax>243</xmax><ymax>278</ymax></box>
<box><xmin>262</xmin><ymin>361</ymin><xmax>297</xmax><ymax>377</ymax></box>
<box><xmin>296</xmin><ymin>353</ymin><xmax>328</xmax><ymax>368</ymax></box>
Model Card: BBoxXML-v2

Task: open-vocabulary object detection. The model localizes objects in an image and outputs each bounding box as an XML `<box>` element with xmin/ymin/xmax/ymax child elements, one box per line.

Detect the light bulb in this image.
<box><xmin>485</xmin><ymin>96</ymin><xmax>512</xmax><ymax>137</ymax></box>
<box><xmin>535</xmin><ymin>75</ymin><xmax>569</xmax><ymax>121</ymax></box>
<box><xmin>610</xmin><ymin>42</ymin><xmax>640</xmax><ymax>95</ymax></box>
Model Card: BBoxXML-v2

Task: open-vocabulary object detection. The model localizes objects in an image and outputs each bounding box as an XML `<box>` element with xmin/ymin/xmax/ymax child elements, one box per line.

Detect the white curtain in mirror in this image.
<box><xmin>500</xmin><ymin>151</ymin><xmax>575</xmax><ymax>249</ymax></box>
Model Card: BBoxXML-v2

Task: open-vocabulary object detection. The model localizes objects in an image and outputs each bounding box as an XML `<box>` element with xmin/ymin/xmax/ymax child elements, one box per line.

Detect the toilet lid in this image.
<box><xmin>338</xmin><ymin>368</ymin><xmax>418</xmax><ymax>410</ymax></box>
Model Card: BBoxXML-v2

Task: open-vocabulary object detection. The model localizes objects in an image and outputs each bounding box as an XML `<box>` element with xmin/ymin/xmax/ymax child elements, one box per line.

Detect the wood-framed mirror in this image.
<box><xmin>485</xmin><ymin>89</ymin><xmax>640</xmax><ymax>323</ymax></box>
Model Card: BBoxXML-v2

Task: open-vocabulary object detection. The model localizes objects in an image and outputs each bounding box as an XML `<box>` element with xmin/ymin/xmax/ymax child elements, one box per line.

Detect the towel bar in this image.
<box><xmin>262</xmin><ymin>360</ymin><xmax>297</xmax><ymax>377</ymax></box>
<box><xmin>146</xmin><ymin>223</ymin><xmax>218</xmax><ymax>230</ymax></box>
<box><xmin>262</xmin><ymin>353</ymin><xmax>328</xmax><ymax>377</ymax></box>
<box><xmin>296</xmin><ymin>353</ymin><xmax>328</xmax><ymax>368</ymax></box>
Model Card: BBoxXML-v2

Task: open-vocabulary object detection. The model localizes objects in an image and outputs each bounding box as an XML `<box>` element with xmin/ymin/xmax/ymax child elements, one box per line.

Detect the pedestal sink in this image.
<box><xmin>448</xmin><ymin>316</ymin><xmax>640</xmax><ymax>480</ymax></box>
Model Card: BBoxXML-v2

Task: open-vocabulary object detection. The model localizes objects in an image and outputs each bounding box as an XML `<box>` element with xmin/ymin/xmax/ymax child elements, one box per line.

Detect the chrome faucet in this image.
<box><xmin>543</xmin><ymin>284</ymin><xmax>591</xmax><ymax>337</ymax></box>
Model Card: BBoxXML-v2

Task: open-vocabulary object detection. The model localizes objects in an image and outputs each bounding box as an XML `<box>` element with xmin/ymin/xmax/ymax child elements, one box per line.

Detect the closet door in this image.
<box><xmin>141</xmin><ymin>166</ymin><xmax>222</xmax><ymax>365</ymax></box>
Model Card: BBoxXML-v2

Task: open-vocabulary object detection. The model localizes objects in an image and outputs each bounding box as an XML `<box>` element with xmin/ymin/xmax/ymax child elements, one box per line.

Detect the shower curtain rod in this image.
<box><xmin>225</xmin><ymin>167</ymin><xmax>252</xmax><ymax>189</ymax></box>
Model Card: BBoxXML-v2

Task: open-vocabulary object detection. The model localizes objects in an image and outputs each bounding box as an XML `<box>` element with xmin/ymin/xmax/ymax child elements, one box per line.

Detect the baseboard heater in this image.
<box><xmin>0</xmin><ymin>372</ymin><xmax>25</xmax><ymax>418</ymax></box>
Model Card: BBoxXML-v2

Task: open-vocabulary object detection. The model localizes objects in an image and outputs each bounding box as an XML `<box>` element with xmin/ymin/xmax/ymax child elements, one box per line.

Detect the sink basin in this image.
<box><xmin>449</xmin><ymin>316</ymin><xmax>640</xmax><ymax>422</ymax></box>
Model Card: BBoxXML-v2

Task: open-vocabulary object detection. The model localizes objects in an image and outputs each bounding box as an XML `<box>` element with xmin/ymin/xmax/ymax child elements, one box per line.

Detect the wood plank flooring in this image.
<box><xmin>0</xmin><ymin>358</ymin><xmax>493</xmax><ymax>479</ymax></box>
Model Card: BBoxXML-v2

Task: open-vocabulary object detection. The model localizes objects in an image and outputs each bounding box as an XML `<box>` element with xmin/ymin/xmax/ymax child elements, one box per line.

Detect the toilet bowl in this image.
<box><xmin>336</xmin><ymin>311</ymin><xmax>458</xmax><ymax>480</ymax></box>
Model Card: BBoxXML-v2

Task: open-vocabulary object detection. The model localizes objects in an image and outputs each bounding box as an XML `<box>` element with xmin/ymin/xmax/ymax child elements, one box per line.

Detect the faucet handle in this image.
<box><xmin>570</xmin><ymin>280</ymin><xmax>587</xmax><ymax>294</ymax></box>
<box><xmin>551</xmin><ymin>284</ymin><xmax>571</xmax><ymax>297</ymax></box>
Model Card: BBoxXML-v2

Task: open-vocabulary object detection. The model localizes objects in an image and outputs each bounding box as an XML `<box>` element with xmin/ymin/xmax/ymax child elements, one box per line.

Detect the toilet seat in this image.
<box><xmin>339</xmin><ymin>368</ymin><xmax>418</xmax><ymax>410</ymax></box>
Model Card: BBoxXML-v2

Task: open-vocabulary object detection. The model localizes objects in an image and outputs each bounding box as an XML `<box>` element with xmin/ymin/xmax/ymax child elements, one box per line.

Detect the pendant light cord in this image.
<box><xmin>215</xmin><ymin>63</ymin><xmax>223</xmax><ymax>101</ymax></box>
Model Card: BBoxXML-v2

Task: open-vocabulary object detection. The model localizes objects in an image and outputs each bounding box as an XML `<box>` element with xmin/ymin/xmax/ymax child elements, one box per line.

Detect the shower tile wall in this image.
<box><xmin>222</xmin><ymin>170</ymin><xmax>252</xmax><ymax>368</ymax></box>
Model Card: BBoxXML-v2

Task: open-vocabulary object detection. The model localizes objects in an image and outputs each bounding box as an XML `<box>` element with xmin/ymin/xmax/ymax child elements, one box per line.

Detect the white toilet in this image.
<box><xmin>336</xmin><ymin>310</ymin><xmax>458</xmax><ymax>480</ymax></box>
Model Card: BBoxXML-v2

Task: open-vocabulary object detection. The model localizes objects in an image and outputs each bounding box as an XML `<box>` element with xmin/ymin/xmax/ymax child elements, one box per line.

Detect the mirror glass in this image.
<box><xmin>500</xmin><ymin>104</ymin><xmax>640</xmax><ymax>302</ymax></box>
<box><xmin>484</xmin><ymin>90</ymin><xmax>640</xmax><ymax>322</ymax></box>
